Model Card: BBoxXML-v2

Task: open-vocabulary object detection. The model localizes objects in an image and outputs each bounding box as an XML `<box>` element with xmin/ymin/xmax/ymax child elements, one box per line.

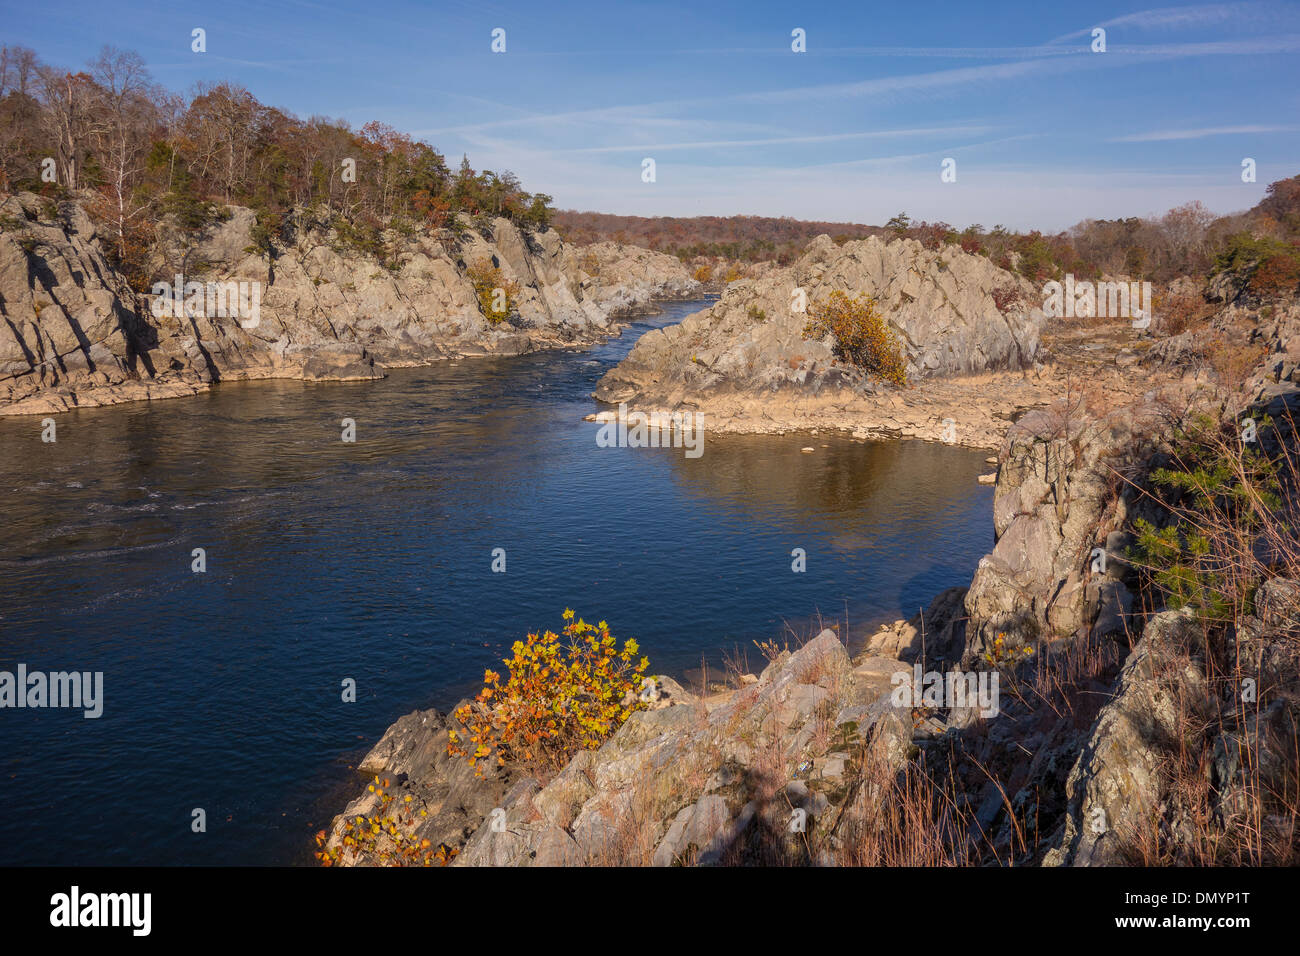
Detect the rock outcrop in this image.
<box><xmin>0</xmin><ymin>194</ymin><xmax>191</xmax><ymax>412</ymax></box>
<box><xmin>0</xmin><ymin>191</ymin><xmax>699</xmax><ymax>415</ymax></box>
<box><xmin>587</xmin><ymin>234</ymin><xmax>1183</xmax><ymax>450</ymax></box>
<box><xmin>595</xmin><ymin>234</ymin><xmax>1045</xmax><ymax>408</ymax></box>
<box><xmin>1043</xmin><ymin>609</ymin><xmax>1209</xmax><ymax>866</ymax></box>
<box><xmin>960</xmin><ymin>401</ymin><xmax>1164</xmax><ymax>665</ymax></box>
<box><xmin>326</xmin><ymin>632</ymin><xmax>915</xmax><ymax>866</ymax></box>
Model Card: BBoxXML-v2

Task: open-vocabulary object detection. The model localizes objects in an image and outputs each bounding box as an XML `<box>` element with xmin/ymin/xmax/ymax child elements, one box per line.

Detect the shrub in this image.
<box><xmin>1129</xmin><ymin>412</ymin><xmax>1280</xmax><ymax>621</ymax></box>
<box><xmin>746</xmin><ymin>304</ymin><xmax>767</xmax><ymax>323</ymax></box>
<box><xmin>991</xmin><ymin>284</ymin><xmax>1025</xmax><ymax>312</ymax></box>
<box><xmin>693</xmin><ymin>263</ymin><xmax>713</xmax><ymax>282</ymax></box>
<box><xmin>1212</xmin><ymin>232</ymin><xmax>1300</xmax><ymax>301</ymax></box>
<box><xmin>1252</xmin><ymin>252</ymin><xmax>1300</xmax><ymax>297</ymax></box>
<box><xmin>1152</xmin><ymin>289</ymin><xmax>1212</xmax><ymax>336</ymax></box>
<box><xmin>982</xmin><ymin>632</ymin><xmax>1034</xmax><ymax>670</ymax></box>
<box><xmin>313</xmin><ymin>774</ymin><xmax>457</xmax><ymax>867</ymax></box>
<box><xmin>448</xmin><ymin>611</ymin><xmax>652</xmax><ymax>775</ymax></box>
<box><xmin>1013</xmin><ymin>233</ymin><xmax>1059</xmax><ymax>282</ymax></box>
<box><xmin>915</xmin><ymin>221</ymin><xmax>957</xmax><ymax>251</ymax></box>
<box><xmin>330</xmin><ymin>215</ymin><xmax>385</xmax><ymax>261</ymax></box>
<box><xmin>1204</xmin><ymin>336</ymin><xmax>1267</xmax><ymax>385</ymax></box>
<box><xmin>802</xmin><ymin>291</ymin><xmax>908</xmax><ymax>386</ymax></box>
<box><xmin>466</xmin><ymin>258</ymin><xmax>520</xmax><ymax>323</ymax></box>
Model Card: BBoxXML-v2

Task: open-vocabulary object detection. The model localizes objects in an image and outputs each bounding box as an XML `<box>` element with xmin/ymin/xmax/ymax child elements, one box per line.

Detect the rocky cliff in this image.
<box><xmin>595</xmin><ymin>234</ymin><xmax>1045</xmax><ymax>405</ymax></box>
<box><xmin>591</xmin><ymin>234</ymin><xmax>1167</xmax><ymax>449</ymax></box>
<box><xmin>0</xmin><ymin>191</ymin><xmax>699</xmax><ymax>415</ymax></box>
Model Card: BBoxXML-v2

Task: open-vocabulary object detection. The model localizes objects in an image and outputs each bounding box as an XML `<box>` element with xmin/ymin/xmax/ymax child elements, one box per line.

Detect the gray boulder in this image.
<box><xmin>595</xmin><ymin>233</ymin><xmax>1045</xmax><ymax>406</ymax></box>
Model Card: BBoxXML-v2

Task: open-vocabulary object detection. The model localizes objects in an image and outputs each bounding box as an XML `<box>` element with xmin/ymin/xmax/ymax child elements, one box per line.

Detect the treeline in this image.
<box><xmin>557</xmin><ymin>179</ymin><xmax>1300</xmax><ymax>299</ymax></box>
<box><xmin>554</xmin><ymin>211</ymin><xmax>878</xmax><ymax>264</ymax></box>
<box><xmin>0</xmin><ymin>44</ymin><xmax>555</xmax><ymax>287</ymax></box>
<box><xmin>878</xmin><ymin>192</ymin><xmax>1298</xmax><ymax>290</ymax></box>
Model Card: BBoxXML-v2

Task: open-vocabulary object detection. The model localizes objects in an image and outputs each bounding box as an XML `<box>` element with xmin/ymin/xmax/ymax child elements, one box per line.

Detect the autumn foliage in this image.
<box><xmin>448</xmin><ymin>611</ymin><xmax>652</xmax><ymax>775</ymax></box>
<box><xmin>1211</xmin><ymin>233</ymin><xmax>1300</xmax><ymax>301</ymax></box>
<box><xmin>991</xmin><ymin>283</ymin><xmax>1026</xmax><ymax>312</ymax></box>
<box><xmin>466</xmin><ymin>258</ymin><xmax>520</xmax><ymax>323</ymax></box>
<box><xmin>314</xmin><ymin>774</ymin><xmax>458</xmax><ymax>867</ymax></box>
<box><xmin>803</xmin><ymin>291</ymin><xmax>908</xmax><ymax>387</ymax></box>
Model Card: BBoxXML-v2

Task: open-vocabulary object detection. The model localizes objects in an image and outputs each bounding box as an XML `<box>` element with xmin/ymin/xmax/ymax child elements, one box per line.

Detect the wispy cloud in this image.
<box><xmin>1046</xmin><ymin>2</ymin><xmax>1287</xmax><ymax>44</ymax></box>
<box><xmin>683</xmin><ymin>32</ymin><xmax>1295</xmax><ymax>108</ymax></box>
<box><xmin>1110</xmin><ymin>34</ymin><xmax>1300</xmax><ymax>55</ymax></box>
<box><xmin>500</xmin><ymin>44</ymin><xmax>1084</xmax><ymax>59</ymax></box>
<box><xmin>732</xmin><ymin>57</ymin><xmax>1083</xmax><ymax>105</ymax></box>
<box><xmin>557</xmin><ymin>126</ymin><xmax>997</xmax><ymax>154</ymax></box>
<box><xmin>417</xmin><ymin>31</ymin><xmax>1295</xmax><ymax>144</ymax></box>
<box><xmin>1110</xmin><ymin>124</ymin><xmax>1299</xmax><ymax>142</ymax></box>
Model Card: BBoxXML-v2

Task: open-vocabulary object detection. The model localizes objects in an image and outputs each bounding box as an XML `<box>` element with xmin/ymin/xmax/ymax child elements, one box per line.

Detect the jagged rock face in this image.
<box><xmin>961</xmin><ymin>402</ymin><xmax>1165</xmax><ymax>662</ymax></box>
<box><xmin>594</xmin><ymin>233</ymin><xmax>1045</xmax><ymax>405</ymax></box>
<box><xmin>1038</xmin><ymin>597</ymin><xmax>1300</xmax><ymax>868</ymax></box>
<box><xmin>0</xmin><ymin>193</ymin><xmax>699</xmax><ymax>415</ymax></box>
<box><xmin>451</xmin><ymin>631</ymin><xmax>909</xmax><ymax>867</ymax></box>
<box><xmin>327</xmin><ymin>631</ymin><xmax>913</xmax><ymax>867</ymax></box>
<box><xmin>162</xmin><ymin>211</ymin><xmax>699</xmax><ymax>369</ymax></box>
<box><xmin>0</xmin><ymin>194</ymin><xmax>151</xmax><ymax>409</ymax></box>
<box><xmin>1145</xmin><ymin>299</ymin><xmax>1300</xmax><ymax>388</ymax></box>
<box><xmin>1042</xmin><ymin>610</ymin><xmax>1206</xmax><ymax>866</ymax></box>
<box><xmin>323</xmin><ymin>708</ymin><xmax>527</xmax><ymax>862</ymax></box>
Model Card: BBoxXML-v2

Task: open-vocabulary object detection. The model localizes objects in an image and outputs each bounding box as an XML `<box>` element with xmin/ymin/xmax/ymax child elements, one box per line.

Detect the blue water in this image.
<box><xmin>0</xmin><ymin>300</ymin><xmax>993</xmax><ymax>865</ymax></box>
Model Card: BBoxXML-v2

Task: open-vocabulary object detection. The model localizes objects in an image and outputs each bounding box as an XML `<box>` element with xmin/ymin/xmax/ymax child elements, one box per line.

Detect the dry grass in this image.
<box><xmin>1115</xmin><ymin>622</ymin><xmax>1300</xmax><ymax>865</ymax></box>
<box><xmin>1109</xmin><ymin>401</ymin><xmax>1300</xmax><ymax>864</ymax></box>
<box><xmin>829</xmin><ymin>726</ymin><xmax>974</xmax><ymax>866</ymax></box>
<box><xmin>821</xmin><ymin>400</ymin><xmax>1299</xmax><ymax>867</ymax></box>
<box><xmin>1152</xmin><ymin>288</ymin><xmax>1216</xmax><ymax>336</ymax></box>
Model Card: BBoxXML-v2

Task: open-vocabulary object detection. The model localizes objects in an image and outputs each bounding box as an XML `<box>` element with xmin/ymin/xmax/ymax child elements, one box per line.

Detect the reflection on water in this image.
<box><xmin>0</xmin><ymin>300</ymin><xmax>991</xmax><ymax>864</ymax></box>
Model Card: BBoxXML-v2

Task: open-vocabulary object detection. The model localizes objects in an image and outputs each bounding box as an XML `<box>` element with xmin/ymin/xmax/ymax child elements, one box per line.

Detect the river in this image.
<box><xmin>0</xmin><ymin>299</ymin><xmax>993</xmax><ymax>864</ymax></box>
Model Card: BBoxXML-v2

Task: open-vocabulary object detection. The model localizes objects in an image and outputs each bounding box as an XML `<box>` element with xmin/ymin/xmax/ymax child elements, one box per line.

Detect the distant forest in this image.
<box><xmin>557</xmin><ymin>179</ymin><xmax>1300</xmax><ymax>295</ymax></box>
<box><xmin>554</xmin><ymin>211</ymin><xmax>879</xmax><ymax>265</ymax></box>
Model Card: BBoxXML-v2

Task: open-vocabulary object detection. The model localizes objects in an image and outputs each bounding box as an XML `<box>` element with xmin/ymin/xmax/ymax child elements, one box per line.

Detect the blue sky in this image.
<box><xmin>6</xmin><ymin>0</ymin><xmax>1299</xmax><ymax>229</ymax></box>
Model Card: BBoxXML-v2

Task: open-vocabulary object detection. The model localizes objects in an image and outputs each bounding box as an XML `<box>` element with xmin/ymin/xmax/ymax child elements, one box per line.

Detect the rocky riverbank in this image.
<box><xmin>593</xmin><ymin>234</ymin><xmax>1194</xmax><ymax>449</ymax></box>
<box><xmin>323</xmin><ymin>270</ymin><xmax>1300</xmax><ymax>866</ymax></box>
<box><xmin>0</xmin><ymin>191</ymin><xmax>699</xmax><ymax>416</ymax></box>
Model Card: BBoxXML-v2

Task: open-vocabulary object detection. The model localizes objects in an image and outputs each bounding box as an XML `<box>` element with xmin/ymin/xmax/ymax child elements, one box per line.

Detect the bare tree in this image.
<box><xmin>0</xmin><ymin>45</ymin><xmax>43</xmax><ymax>188</ymax></box>
<box><xmin>36</xmin><ymin>65</ymin><xmax>104</xmax><ymax>190</ymax></box>
<box><xmin>1</xmin><ymin>44</ymin><xmax>39</xmax><ymax>98</ymax></box>
<box><xmin>1161</xmin><ymin>201</ymin><xmax>1215</xmax><ymax>260</ymax></box>
<box><xmin>88</xmin><ymin>46</ymin><xmax>161</xmax><ymax>256</ymax></box>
